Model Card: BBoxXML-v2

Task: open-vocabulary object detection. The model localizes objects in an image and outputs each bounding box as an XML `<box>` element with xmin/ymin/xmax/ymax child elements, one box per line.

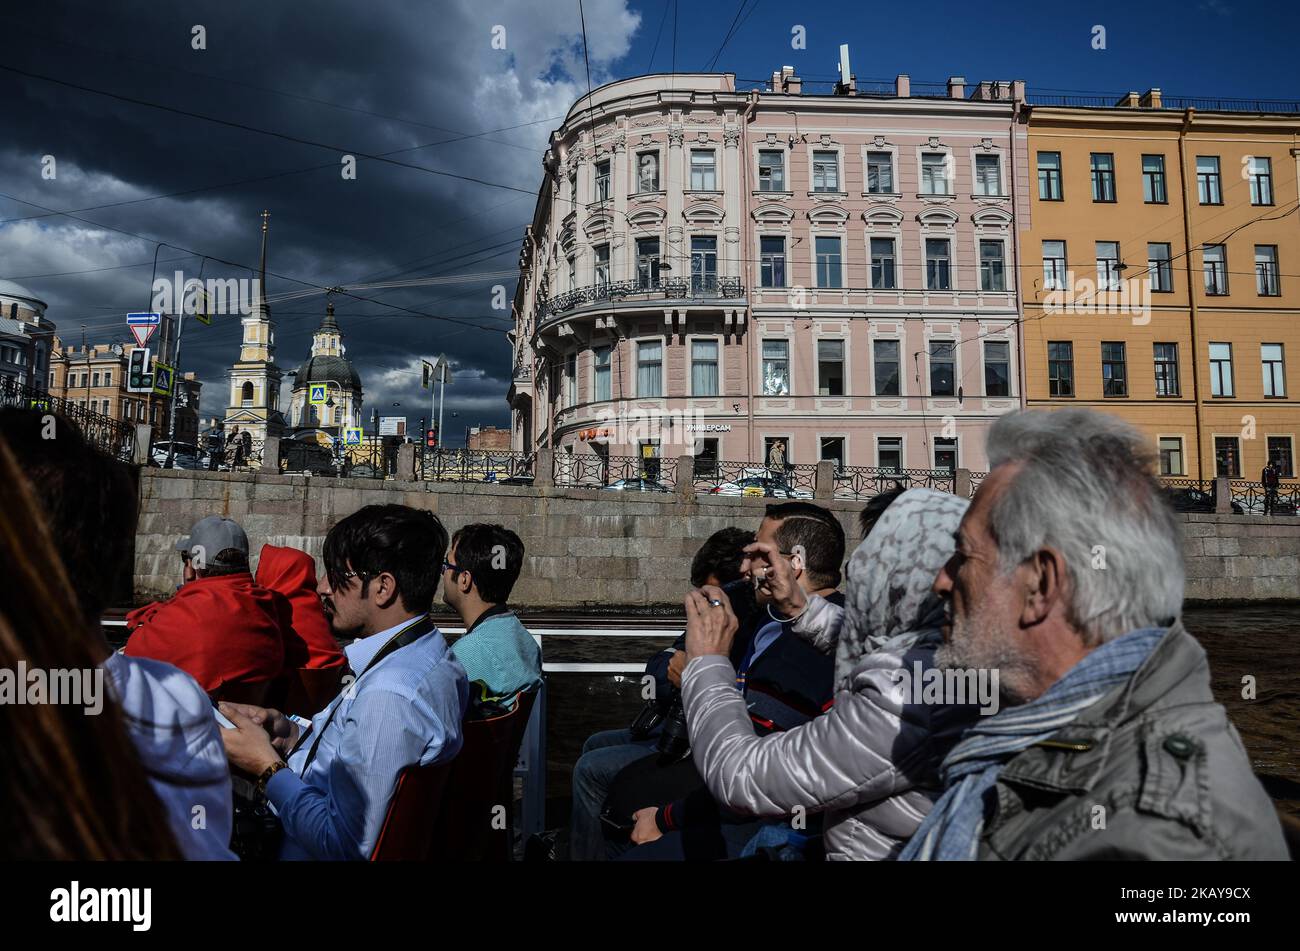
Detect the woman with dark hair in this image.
<box><xmin>0</xmin><ymin>436</ymin><xmax>181</xmax><ymax>860</ymax></box>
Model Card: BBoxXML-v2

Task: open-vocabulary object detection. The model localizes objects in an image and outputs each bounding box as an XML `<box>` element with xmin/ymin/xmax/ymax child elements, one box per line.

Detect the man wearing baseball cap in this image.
<box><xmin>125</xmin><ymin>515</ymin><xmax>290</xmax><ymax>694</ymax></box>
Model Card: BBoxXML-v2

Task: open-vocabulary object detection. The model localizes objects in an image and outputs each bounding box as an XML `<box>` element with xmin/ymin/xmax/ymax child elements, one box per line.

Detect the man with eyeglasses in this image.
<box><xmin>442</xmin><ymin>523</ymin><xmax>541</xmax><ymax>709</ymax></box>
<box><xmin>219</xmin><ymin>504</ymin><xmax>469</xmax><ymax>860</ymax></box>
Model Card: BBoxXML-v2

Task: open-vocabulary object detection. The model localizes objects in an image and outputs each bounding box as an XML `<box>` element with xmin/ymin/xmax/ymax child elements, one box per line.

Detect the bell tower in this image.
<box><xmin>223</xmin><ymin>210</ymin><xmax>286</xmax><ymax>445</ymax></box>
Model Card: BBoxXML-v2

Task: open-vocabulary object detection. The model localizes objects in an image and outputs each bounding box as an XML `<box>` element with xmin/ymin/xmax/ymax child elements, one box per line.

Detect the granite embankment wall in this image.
<box><xmin>134</xmin><ymin>469</ymin><xmax>1300</xmax><ymax>606</ymax></box>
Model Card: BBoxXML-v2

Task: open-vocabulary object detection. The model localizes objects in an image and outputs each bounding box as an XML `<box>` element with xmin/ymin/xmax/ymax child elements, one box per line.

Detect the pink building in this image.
<box><xmin>509</xmin><ymin>67</ymin><xmax>1029</xmax><ymax>475</ymax></box>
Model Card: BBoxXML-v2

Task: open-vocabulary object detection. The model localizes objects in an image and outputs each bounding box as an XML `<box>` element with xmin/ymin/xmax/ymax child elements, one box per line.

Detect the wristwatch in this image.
<box><xmin>255</xmin><ymin>760</ymin><xmax>289</xmax><ymax>795</ymax></box>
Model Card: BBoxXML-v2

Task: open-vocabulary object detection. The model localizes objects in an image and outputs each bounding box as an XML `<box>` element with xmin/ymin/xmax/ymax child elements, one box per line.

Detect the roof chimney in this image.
<box><xmin>947</xmin><ymin>76</ymin><xmax>966</xmax><ymax>99</ymax></box>
<box><xmin>895</xmin><ymin>74</ymin><xmax>911</xmax><ymax>97</ymax></box>
<box><xmin>1139</xmin><ymin>87</ymin><xmax>1162</xmax><ymax>108</ymax></box>
<box><xmin>1116</xmin><ymin>91</ymin><xmax>1141</xmax><ymax>108</ymax></box>
<box><xmin>779</xmin><ymin>65</ymin><xmax>802</xmax><ymax>95</ymax></box>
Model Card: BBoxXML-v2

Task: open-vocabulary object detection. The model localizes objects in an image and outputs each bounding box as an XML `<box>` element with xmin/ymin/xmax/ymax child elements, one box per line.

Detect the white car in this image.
<box><xmin>151</xmin><ymin>441</ymin><xmax>208</xmax><ymax>470</ymax></box>
<box><xmin>708</xmin><ymin>470</ymin><xmax>814</xmax><ymax>500</ymax></box>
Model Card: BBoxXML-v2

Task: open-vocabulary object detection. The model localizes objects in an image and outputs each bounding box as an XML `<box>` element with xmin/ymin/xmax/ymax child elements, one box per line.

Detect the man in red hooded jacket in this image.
<box><xmin>125</xmin><ymin>516</ymin><xmax>289</xmax><ymax>694</ymax></box>
<box><xmin>255</xmin><ymin>544</ymin><xmax>346</xmax><ymax>670</ymax></box>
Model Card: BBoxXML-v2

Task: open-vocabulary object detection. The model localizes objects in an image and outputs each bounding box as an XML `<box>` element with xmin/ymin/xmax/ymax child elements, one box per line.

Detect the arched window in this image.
<box><xmin>241</xmin><ymin>381</ymin><xmax>254</xmax><ymax>406</ymax></box>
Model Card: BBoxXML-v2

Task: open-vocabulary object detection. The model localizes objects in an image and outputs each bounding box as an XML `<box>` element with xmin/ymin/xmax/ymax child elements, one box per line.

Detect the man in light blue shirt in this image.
<box><xmin>221</xmin><ymin>504</ymin><xmax>468</xmax><ymax>860</ymax></box>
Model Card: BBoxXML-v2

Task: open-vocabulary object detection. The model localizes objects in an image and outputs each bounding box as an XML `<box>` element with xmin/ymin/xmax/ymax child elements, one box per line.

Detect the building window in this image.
<box><xmin>1215</xmin><ymin>436</ymin><xmax>1241</xmax><ymax>477</ymax></box>
<box><xmin>567</xmin><ymin>256</ymin><xmax>576</xmax><ymax>290</ymax></box>
<box><xmin>979</xmin><ymin>240</ymin><xmax>1005</xmax><ymax>291</ymax></box>
<box><xmin>1249</xmin><ymin>156</ymin><xmax>1273</xmax><ymax>205</ymax></box>
<box><xmin>815</xmin><ymin>236</ymin><xmax>842</xmax><ymax>288</ymax></box>
<box><xmin>692</xmin><ymin>339</ymin><xmax>719</xmax><ymax>396</ymax></box>
<box><xmin>103</xmin><ymin>370</ymin><xmax>111</xmax><ymax>387</ymax></box>
<box><xmin>567</xmin><ymin>166</ymin><xmax>577</xmax><ymax>204</ymax></box>
<box><xmin>1096</xmin><ymin>241</ymin><xmax>1121</xmax><ymax>290</ymax></box>
<box><xmin>1037</xmin><ymin>151</ymin><xmax>1062</xmax><ymax>200</ymax></box>
<box><xmin>1090</xmin><ymin>153</ymin><xmax>1116</xmax><ymax>202</ymax></box>
<box><xmin>758</xmin><ymin>150</ymin><xmax>785</xmax><ymax>191</ymax></box>
<box><xmin>934</xmin><ymin>437</ymin><xmax>958</xmax><ymax>472</ymax></box>
<box><xmin>1159</xmin><ymin>437</ymin><xmax>1185</xmax><ymax>476</ymax></box>
<box><xmin>761</xmin><ymin>340</ymin><xmax>789</xmax><ymax>395</ymax></box>
<box><xmin>866</xmin><ymin>151</ymin><xmax>894</xmax><ymax>193</ymax></box>
<box><xmin>1148</xmin><ymin>242</ymin><xmax>1173</xmax><ymax>292</ymax></box>
<box><xmin>874</xmin><ymin>339</ymin><xmax>900</xmax><ymax>396</ymax></box>
<box><xmin>593</xmin><ymin>346</ymin><xmax>611</xmax><ymax>402</ymax></box>
<box><xmin>1101</xmin><ymin>342</ymin><xmax>1127</xmax><ymax>397</ymax></box>
<box><xmin>691</xmin><ymin>236</ymin><xmax>718</xmax><ymax>294</ymax></box>
<box><xmin>695</xmin><ymin>438</ymin><xmax>719</xmax><ymax>478</ymax></box>
<box><xmin>921</xmin><ymin>152</ymin><xmax>950</xmax><ymax>195</ymax></box>
<box><xmin>1043</xmin><ymin>240</ymin><xmax>1067</xmax><ymax>290</ymax></box>
<box><xmin>984</xmin><ymin>340</ymin><xmax>1010</xmax><ymax>397</ymax></box>
<box><xmin>690</xmin><ymin>149</ymin><xmax>716</xmax><ymax>190</ymax></box>
<box><xmin>1209</xmin><ymin>342</ymin><xmax>1234</xmax><ymax>397</ymax></box>
<box><xmin>1196</xmin><ymin>156</ymin><xmax>1222</xmax><ymax>204</ymax></box>
<box><xmin>1202</xmin><ymin>244</ymin><xmax>1227</xmax><ymax>295</ymax></box>
<box><xmin>929</xmin><ymin>340</ymin><xmax>955</xmax><ymax>396</ymax></box>
<box><xmin>594</xmin><ymin>159</ymin><xmax>610</xmax><ymax>202</ymax></box>
<box><xmin>1256</xmin><ymin>245</ymin><xmax>1280</xmax><ymax>296</ymax></box>
<box><xmin>819</xmin><ymin>436</ymin><xmax>845</xmax><ymax>472</ymax></box>
<box><xmin>870</xmin><ymin>237</ymin><xmax>896</xmax><ymax>289</ymax></box>
<box><xmin>1154</xmin><ymin>343</ymin><xmax>1180</xmax><ymax>397</ymax></box>
<box><xmin>1262</xmin><ymin>343</ymin><xmax>1286</xmax><ymax>398</ymax></box>
<box><xmin>636</xmin><ymin>151</ymin><xmax>659</xmax><ymax>192</ymax></box>
<box><xmin>92</xmin><ymin>371</ymin><xmax>100</xmax><ymax>387</ymax></box>
<box><xmin>1267</xmin><ymin>436</ymin><xmax>1294</xmax><ymax>477</ymax></box>
<box><xmin>593</xmin><ymin>243</ymin><xmax>610</xmax><ymax>288</ymax></box>
<box><xmin>812</xmin><ymin>151</ymin><xmax>840</xmax><ymax>192</ymax></box>
<box><xmin>636</xmin><ymin>340</ymin><xmax>662</xmax><ymax>397</ymax></box>
<box><xmin>636</xmin><ymin>237</ymin><xmax>660</xmax><ymax>289</ymax></box>
<box><xmin>760</xmin><ymin>236</ymin><xmax>786</xmax><ymax>287</ymax></box>
<box><xmin>1048</xmin><ymin>341</ymin><xmax>1074</xmax><ymax>397</ymax></box>
<box><xmin>817</xmin><ymin>340</ymin><xmax>845</xmax><ymax>396</ymax></box>
<box><xmin>241</xmin><ymin>381</ymin><xmax>254</xmax><ymax>406</ymax></box>
<box><xmin>1142</xmin><ymin>154</ymin><xmax>1167</xmax><ymax>203</ymax></box>
<box><xmin>564</xmin><ymin>352</ymin><xmax>576</xmax><ymax>407</ymax></box>
<box><xmin>926</xmin><ymin>239</ymin><xmax>951</xmax><ymax>290</ymax></box>
<box><xmin>877</xmin><ymin>436</ymin><xmax>902</xmax><ymax>472</ymax></box>
<box><xmin>974</xmin><ymin>154</ymin><xmax>1000</xmax><ymax>196</ymax></box>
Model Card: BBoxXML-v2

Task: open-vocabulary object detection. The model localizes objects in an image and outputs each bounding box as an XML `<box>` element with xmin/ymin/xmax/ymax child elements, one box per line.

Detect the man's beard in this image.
<box><xmin>936</xmin><ymin>603</ymin><xmax>1039</xmax><ymax>706</ymax></box>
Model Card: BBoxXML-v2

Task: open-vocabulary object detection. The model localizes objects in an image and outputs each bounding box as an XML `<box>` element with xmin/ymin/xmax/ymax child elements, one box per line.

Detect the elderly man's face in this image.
<box><xmin>933</xmin><ymin>464</ymin><xmax>1040</xmax><ymax>702</ymax></box>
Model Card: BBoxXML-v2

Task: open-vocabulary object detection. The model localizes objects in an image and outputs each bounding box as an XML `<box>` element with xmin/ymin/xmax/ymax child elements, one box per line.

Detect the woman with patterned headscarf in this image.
<box><xmin>680</xmin><ymin>488</ymin><xmax>981</xmax><ymax>860</ymax></box>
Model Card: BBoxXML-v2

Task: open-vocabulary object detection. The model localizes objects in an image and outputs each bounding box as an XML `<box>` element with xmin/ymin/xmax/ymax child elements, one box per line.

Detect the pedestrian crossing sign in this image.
<box><xmin>309</xmin><ymin>383</ymin><xmax>328</xmax><ymax>405</ymax></box>
<box><xmin>152</xmin><ymin>361</ymin><xmax>175</xmax><ymax>396</ymax></box>
<box><xmin>343</xmin><ymin>427</ymin><xmax>362</xmax><ymax>446</ymax></box>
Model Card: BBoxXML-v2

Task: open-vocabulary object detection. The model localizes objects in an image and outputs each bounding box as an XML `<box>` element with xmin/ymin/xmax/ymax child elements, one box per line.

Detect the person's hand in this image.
<box><xmin>631</xmin><ymin>807</ymin><xmax>662</xmax><ymax>845</ymax></box>
<box><xmin>220</xmin><ymin>702</ymin><xmax>300</xmax><ymax>757</ymax></box>
<box><xmin>742</xmin><ymin>540</ymin><xmax>807</xmax><ymax>618</ymax></box>
<box><xmin>217</xmin><ymin>704</ymin><xmax>284</xmax><ymax>776</ymax></box>
<box><xmin>666</xmin><ymin>650</ymin><xmax>687</xmax><ymax>688</ymax></box>
<box><xmin>685</xmin><ymin>585</ymin><xmax>739</xmax><ymax>661</ymax></box>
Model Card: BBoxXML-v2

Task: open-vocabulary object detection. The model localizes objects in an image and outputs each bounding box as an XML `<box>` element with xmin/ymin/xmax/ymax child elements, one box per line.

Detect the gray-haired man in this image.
<box><xmin>903</xmin><ymin>408</ymin><xmax>1287</xmax><ymax>860</ymax></box>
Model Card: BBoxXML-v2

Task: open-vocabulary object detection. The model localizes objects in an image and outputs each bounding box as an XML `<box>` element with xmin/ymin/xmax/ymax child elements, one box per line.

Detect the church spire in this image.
<box><xmin>257</xmin><ymin>209</ymin><xmax>270</xmax><ymax>317</ymax></box>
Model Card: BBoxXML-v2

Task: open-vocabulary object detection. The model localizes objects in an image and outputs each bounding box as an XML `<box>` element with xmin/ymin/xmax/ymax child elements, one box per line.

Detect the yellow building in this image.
<box><xmin>1022</xmin><ymin>93</ymin><xmax>1300</xmax><ymax>480</ymax></box>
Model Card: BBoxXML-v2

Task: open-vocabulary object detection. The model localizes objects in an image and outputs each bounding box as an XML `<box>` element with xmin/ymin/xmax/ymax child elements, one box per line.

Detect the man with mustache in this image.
<box><xmin>220</xmin><ymin>504</ymin><xmax>468</xmax><ymax>860</ymax></box>
<box><xmin>903</xmin><ymin>408</ymin><xmax>1287</xmax><ymax>860</ymax></box>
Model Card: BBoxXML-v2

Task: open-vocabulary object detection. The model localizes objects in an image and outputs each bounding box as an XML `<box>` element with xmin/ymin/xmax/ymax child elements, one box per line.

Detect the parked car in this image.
<box><xmin>151</xmin><ymin>441</ymin><xmax>207</xmax><ymax>470</ymax></box>
<box><xmin>603</xmin><ymin>477</ymin><xmax>672</xmax><ymax>493</ymax></box>
<box><xmin>709</xmin><ymin>474</ymin><xmax>813</xmax><ymax>500</ymax></box>
<box><xmin>1162</xmin><ymin>487</ymin><xmax>1244</xmax><ymax>515</ymax></box>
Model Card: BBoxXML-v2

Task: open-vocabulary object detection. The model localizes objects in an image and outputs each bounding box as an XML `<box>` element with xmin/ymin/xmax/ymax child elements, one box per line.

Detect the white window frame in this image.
<box><xmin>815</xmin><ymin>336</ymin><xmax>849</xmax><ymax>397</ymax></box>
<box><xmin>687</xmin><ymin>334</ymin><xmax>723</xmax><ymax>397</ymax></box>
<box><xmin>634</xmin><ymin>336</ymin><xmax>665</xmax><ymax>399</ymax></box>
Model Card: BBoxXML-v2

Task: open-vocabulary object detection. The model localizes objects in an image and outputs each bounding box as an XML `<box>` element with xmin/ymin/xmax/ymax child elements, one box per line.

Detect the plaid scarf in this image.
<box><xmin>899</xmin><ymin>626</ymin><xmax>1166</xmax><ymax>861</ymax></box>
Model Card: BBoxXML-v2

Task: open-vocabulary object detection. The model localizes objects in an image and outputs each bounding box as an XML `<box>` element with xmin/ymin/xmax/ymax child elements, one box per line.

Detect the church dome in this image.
<box><xmin>294</xmin><ymin>353</ymin><xmax>362</xmax><ymax>391</ymax></box>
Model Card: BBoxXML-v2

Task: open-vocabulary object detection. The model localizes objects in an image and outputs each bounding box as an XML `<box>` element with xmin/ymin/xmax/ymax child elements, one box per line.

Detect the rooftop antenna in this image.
<box><xmin>836</xmin><ymin>44</ymin><xmax>854</xmax><ymax>95</ymax></box>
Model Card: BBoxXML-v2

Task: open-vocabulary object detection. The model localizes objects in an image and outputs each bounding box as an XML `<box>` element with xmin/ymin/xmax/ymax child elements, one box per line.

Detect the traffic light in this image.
<box><xmin>127</xmin><ymin>348</ymin><xmax>152</xmax><ymax>393</ymax></box>
<box><xmin>425</xmin><ymin>427</ymin><xmax>438</xmax><ymax>448</ymax></box>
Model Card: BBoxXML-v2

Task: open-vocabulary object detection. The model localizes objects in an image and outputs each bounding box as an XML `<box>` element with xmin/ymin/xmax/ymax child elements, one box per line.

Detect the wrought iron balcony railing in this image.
<box><xmin>537</xmin><ymin>276</ymin><xmax>744</xmax><ymax>322</ymax></box>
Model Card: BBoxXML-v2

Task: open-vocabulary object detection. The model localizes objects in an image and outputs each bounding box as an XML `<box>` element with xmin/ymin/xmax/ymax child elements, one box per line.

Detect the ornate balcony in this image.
<box><xmin>536</xmin><ymin>276</ymin><xmax>744</xmax><ymax>327</ymax></box>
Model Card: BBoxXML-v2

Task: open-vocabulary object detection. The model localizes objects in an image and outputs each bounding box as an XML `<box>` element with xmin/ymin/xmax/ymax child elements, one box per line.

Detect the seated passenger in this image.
<box><xmin>219</xmin><ymin>504</ymin><xmax>469</xmax><ymax>861</ymax></box>
<box><xmin>255</xmin><ymin>544</ymin><xmax>346</xmax><ymax>671</ymax></box>
<box><xmin>442</xmin><ymin>523</ymin><xmax>541</xmax><ymax>706</ymax></box>
<box><xmin>124</xmin><ymin>516</ymin><xmax>288</xmax><ymax>694</ymax></box>
<box><xmin>567</xmin><ymin>527</ymin><xmax>753</xmax><ymax>862</ymax></box>
<box><xmin>0</xmin><ymin>409</ymin><xmax>234</xmax><ymax>859</ymax></box>
<box><xmin>680</xmin><ymin>489</ymin><xmax>978</xmax><ymax>860</ymax></box>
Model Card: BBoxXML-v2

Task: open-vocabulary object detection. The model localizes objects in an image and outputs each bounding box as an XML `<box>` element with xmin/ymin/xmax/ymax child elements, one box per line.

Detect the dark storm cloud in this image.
<box><xmin>0</xmin><ymin>0</ymin><xmax>640</xmax><ymax>440</ymax></box>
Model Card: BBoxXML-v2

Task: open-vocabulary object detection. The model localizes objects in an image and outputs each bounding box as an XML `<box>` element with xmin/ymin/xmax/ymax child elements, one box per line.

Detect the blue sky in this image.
<box><xmin>608</xmin><ymin>0</ymin><xmax>1299</xmax><ymax>102</ymax></box>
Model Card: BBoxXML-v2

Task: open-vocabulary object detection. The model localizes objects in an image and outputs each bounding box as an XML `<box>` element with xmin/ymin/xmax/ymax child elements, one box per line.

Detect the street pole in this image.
<box><xmin>437</xmin><ymin>363</ymin><xmax>446</xmax><ymax>452</ymax></box>
<box><xmin>165</xmin><ymin>307</ymin><xmax>185</xmax><ymax>468</ymax></box>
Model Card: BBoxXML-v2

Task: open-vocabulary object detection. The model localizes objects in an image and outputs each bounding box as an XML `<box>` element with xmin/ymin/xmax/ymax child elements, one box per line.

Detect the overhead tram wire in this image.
<box><xmin>0</xmin><ymin>18</ymin><xmax>553</xmax><ymax>154</ymax></box>
<box><xmin>0</xmin><ymin>63</ymin><xmax>538</xmax><ymax>197</ymax></box>
<box><xmin>646</xmin><ymin>0</ymin><xmax>672</xmax><ymax>72</ymax></box>
<box><xmin>703</xmin><ymin>0</ymin><xmax>761</xmax><ymax>72</ymax></box>
<box><xmin>0</xmin><ymin>189</ymin><xmax>509</xmax><ymax>337</ymax></box>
